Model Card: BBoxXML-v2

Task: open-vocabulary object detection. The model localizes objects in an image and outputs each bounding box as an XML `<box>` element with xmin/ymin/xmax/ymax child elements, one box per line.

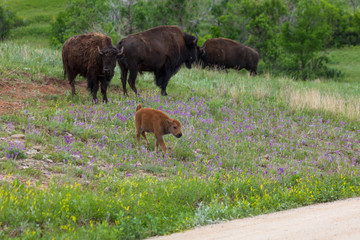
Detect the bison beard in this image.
<box><xmin>62</xmin><ymin>33</ymin><xmax>122</xmax><ymax>103</ymax></box>
<box><xmin>116</xmin><ymin>25</ymin><xmax>198</xmax><ymax>96</ymax></box>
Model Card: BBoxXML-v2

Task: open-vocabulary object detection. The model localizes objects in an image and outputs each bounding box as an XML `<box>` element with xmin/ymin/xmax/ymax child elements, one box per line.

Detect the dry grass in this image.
<box><xmin>283</xmin><ymin>88</ymin><xmax>360</xmax><ymax>120</ymax></box>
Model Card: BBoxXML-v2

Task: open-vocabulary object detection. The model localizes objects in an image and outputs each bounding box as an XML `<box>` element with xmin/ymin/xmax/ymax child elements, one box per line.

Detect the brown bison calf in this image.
<box><xmin>135</xmin><ymin>104</ymin><xmax>182</xmax><ymax>154</ymax></box>
<box><xmin>62</xmin><ymin>32</ymin><xmax>123</xmax><ymax>103</ymax></box>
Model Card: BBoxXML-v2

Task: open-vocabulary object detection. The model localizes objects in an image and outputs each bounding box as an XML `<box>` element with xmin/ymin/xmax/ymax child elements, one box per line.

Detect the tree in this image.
<box><xmin>50</xmin><ymin>0</ymin><xmax>108</xmax><ymax>47</ymax></box>
<box><xmin>0</xmin><ymin>6</ymin><xmax>21</xmax><ymax>40</ymax></box>
<box><xmin>349</xmin><ymin>0</ymin><xmax>360</xmax><ymax>13</ymax></box>
<box><xmin>241</xmin><ymin>0</ymin><xmax>287</xmax><ymax>63</ymax></box>
<box><xmin>280</xmin><ymin>0</ymin><xmax>333</xmax><ymax>79</ymax></box>
<box><xmin>106</xmin><ymin>0</ymin><xmax>138</xmax><ymax>35</ymax></box>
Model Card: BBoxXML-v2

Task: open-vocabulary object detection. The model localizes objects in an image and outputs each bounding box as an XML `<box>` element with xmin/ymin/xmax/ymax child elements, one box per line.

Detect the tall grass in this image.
<box><xmin>0</xmin><ymin>41</ymin><xmax>63</xmax><ymax>80</ymax></box>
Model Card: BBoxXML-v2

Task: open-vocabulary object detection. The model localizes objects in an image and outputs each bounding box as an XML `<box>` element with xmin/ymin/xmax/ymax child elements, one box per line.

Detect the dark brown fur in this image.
<box><xmin>62</xmin><ymin>32</ymin><xmax>122</xmax><ymax>103</ymax></box>
<box><xmin>135</xmin><ymin>103</ymin><xmax>182</xmax><ymax>154</ymax></box>
<box><xmin>116</xmin><ymin>25</ymin><xmax>198</xmax><ymax>96</ymax></box>
<box><xmin>198</xmin><ymin>37</ymin><xmax>259</xmax><ymax>75</ymax></box>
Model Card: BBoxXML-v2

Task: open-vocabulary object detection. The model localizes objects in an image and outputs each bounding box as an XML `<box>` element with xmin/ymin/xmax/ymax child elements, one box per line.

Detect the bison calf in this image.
<box><xmin>62</xmin><ymin>32</ymin><xmax>123</xmax><ymax>103</ymax></box>
<box><xmin>135</xmin><ymin>104</ymin><xmax>182</xmax><ymax>154</ymax></box>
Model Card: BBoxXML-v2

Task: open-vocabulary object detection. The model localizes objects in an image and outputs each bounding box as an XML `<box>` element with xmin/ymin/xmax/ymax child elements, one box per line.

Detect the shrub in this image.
<box><xmin>0</xmin><ymin>6</ymin><xmax>22</xmax><ymax>40</ymax></box>
<box><xmin>50</xmin><ymin>0</ymin><xmax>108</xmax><ymax>47</ymax></box>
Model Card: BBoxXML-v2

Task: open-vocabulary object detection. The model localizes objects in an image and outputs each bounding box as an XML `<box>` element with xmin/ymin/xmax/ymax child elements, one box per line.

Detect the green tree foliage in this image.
<box><xmin>280</xmin><ymin>0</ymin><xmax>342</xmax><ymax>79</ymax></box>
<box><xmin>49</xmin><ymin>0</ymin><xmax>360</xmax><ymax>79</ymax></box>
<box><xmin>209</xmin><ymin>0</ymin><xmax>287</xmax><ymax>64</ymax></box>
<box><xmin>50</xmin><ymin>0</ymin><xmax>108</xmax><ymax>47</ymax></box>
<box><xmin>241</xmin><ymin>0</ymin><xmax>287</xmax><ymax>63</ymax></box>
<box><xmin>0</xmin><ymin>5</ymin><xmax>22</xmax><ymax>40</ymax></box>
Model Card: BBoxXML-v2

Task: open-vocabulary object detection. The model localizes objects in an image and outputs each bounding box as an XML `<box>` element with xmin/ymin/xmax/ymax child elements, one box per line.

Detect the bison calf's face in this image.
<box><xmin>167</xmin><ymin>119</ymin><xmax>182</xmax><ymax>138</ymax></box>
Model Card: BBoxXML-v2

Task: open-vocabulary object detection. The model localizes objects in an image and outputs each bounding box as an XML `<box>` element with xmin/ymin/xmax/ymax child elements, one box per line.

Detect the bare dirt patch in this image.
<box><xmin>0</xmin><ymin>72</ymin><xmax>87</xmax><ymax>116</ymax></box>
<box><xmin>0</xmin><ymin>72</ymin><xmax>89</xmax><ymax>186</ymax></box>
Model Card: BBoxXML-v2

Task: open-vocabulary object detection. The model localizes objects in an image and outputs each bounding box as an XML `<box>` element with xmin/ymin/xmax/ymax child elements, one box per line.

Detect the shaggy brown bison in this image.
<box><xmin>198</xmin><ymin>37</ymin><xmax>259</xmax><ymax>75</ymax></box>
<box><xmin>135</xmin><ymin>103</ymin><xmax>182</xmax><ymax>154</ymax></box>
<box><xmin>116</xmin><ymin>25</ymin><xmax>198</xmax><ymax>96</ymax></box>
<box><xmin>62</xmin><ymin>32</ymin><xmax>123</xmax><ymax>103</ymax></box>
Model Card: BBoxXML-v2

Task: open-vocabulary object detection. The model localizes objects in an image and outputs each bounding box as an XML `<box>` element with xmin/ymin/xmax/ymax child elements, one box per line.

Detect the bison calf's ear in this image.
<box><xmin>166</xmin><ymin>119</ymin><xmax>172</xmax><ymax>126</ymax></box>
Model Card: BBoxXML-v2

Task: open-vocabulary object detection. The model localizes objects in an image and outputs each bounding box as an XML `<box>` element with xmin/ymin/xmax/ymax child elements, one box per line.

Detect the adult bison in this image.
<box><xmin>62</xmin><ymin>32</ymin><xmax>122</xmax><ymax>103</ymax></box>
<box><xmin>198</xmin><ymin>38</ymin><xmax>259</xmax><ymax>75</ymax></box>
<box><xmin>116</xmin><ymin>25</ymin><xmax>198</xmax><ymax>96</ymax></box>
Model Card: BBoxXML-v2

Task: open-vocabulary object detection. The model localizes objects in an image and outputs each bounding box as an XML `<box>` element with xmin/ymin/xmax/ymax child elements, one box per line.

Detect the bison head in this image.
<box><xmin>166</xmin><ymin>119</ymin><xmax>182</xmax><ymax>138</ymax></box>
<box><xmin>98</xmin><ymin>46</ymin><xmax>123</xmax><ymax>79</ymax></box>
<box><xmin>184</xmin><ymin>33</ymin><xmax>198</xmax><ymax>69</ymax></box>
<box><xmin>196</xmin><ymin>46</ymin><xmax>206</xmax><ymax>65</ymax></box>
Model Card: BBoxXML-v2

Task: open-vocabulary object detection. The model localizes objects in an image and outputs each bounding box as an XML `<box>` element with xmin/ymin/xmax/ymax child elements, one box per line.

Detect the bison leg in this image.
<box><xmin>88</xmin><ymin>75</ymin><xmax>99</xmax><ymax>103</ymax></box>
<box><xmin>142</xmin><ymin>132</ymin><xmax>150</xmax><ymax>146</ymax></box>
<box><xmin>128</xmin><ymin>69</ymin><xmax>138</xmax><ymax>95</ymax></box>
<box><xmin>136</xmin><ymin>130</ymin><xmax>141</xmax><ymax>146</ymax></box>
<box><xmin>155</xmin><ymin>134</ymin><xmax>167</xmax><ymax>154</ymax></box>
<box><xmin>154</xmin><ymin>70</ymin><xmax>169</xmax><ymax>96</ymax></box>
<box><xmin>155</xmin><ymin>138</ymin><xmax>159</xmax><ymax>152</ymax></box>
<box><xmin>100</xmin><ymin>78</ymin><xmax>109</xmax><ymax>103</ymax></box>
<box><xmin>158</xmin><ymin>138</ymin><xmax>167</xmax><ymax>154</ymax></box>
<box><xmin>67</xmin><ymin>73</ymin><xmax>77</xmax><ymax>95</ymax></box>
<box><xmin>119</xmin><ymin>63</ymin><xmax>128</xmax><ymax>96</ymax></box>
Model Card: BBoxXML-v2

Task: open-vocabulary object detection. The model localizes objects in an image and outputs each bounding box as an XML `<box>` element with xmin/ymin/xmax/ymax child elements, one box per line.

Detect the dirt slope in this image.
<box><xmin>0</xmin><ymin>73</ymin><xmax>87</xmax><ymax>116</ymax></box>
<box><xmin>150</xmin><ymin>197</ymin><xmax>360</xmax><ymax>240</ymax></box>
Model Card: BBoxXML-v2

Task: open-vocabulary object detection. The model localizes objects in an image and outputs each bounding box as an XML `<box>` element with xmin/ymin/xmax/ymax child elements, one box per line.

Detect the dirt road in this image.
<box><xmin>150</xmin><ymin>197</ymin><xmax>360</xmax><ymax>240</ymax></box>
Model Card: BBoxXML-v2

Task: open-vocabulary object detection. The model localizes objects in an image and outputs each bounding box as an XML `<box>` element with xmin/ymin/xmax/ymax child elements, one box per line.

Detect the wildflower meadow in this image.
<box><xmin>1</xmin><ymin>51</ymin><xmax>360</xmax><ymax>238</ymax></box>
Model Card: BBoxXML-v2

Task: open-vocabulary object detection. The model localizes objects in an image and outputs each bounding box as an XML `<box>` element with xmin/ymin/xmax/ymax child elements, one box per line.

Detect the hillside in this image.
<box><xmin>3</xmin><ymin>0</ymin><xmax>67</xmax><ymax>46</ymax></box>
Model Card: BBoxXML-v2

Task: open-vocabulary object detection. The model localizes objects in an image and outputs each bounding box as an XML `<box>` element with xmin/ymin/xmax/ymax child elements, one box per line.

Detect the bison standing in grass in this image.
<box><xmin>116</xmin><ymin>25</ymin><xmax>198</xmax><ymax>96</ymax></box>
<box><xmin>198</xmin><ymin>37</ymin><xmax>259</xmax><ymax>76</ymax></box>
<box><xmin>62</xmin><ymin>32</ymin><xmax>123</xmax><ymax>103</ymax></box>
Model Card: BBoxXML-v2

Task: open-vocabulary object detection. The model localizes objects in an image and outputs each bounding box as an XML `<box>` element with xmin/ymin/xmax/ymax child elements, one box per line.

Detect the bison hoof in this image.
<box><xmin>161</xmin><ymin>90</ymin><xmax>168</xmax><ymax>96</ymax></box>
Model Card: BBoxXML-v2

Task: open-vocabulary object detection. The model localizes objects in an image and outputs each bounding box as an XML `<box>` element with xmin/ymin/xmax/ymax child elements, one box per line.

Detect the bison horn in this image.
<box><xmin>194</xmin><ymin>33</ymin><xmax>198</xmax><ymax>44</ymax></box>
<box><xmin>117</xmin><ymin>46</ymin><xmax>124</xmax><ymax>57</ymax></box>
<box><xmin>97</xmin><ymin>46</ymin><xmax>103</xmax><ymax>56</ymax></box>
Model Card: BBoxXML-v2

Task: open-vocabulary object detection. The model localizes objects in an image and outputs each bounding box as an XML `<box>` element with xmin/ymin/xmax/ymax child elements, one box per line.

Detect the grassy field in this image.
<box><xmin>0</xmin><ymin>40</ymin><xmax>360</xmax><ymax>239</ymax></box>
<box><xmin>0</xmin><ymin>1</ymin><xmax>360</xmax><ymax>239</ymax></box>
<box><xmin>3</xmin><ymin>0</ymin><xmax>67</xmax><ymax>46</ymax></box>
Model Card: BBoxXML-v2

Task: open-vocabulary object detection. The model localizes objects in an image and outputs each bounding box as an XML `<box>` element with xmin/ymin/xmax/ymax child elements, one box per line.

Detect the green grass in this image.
<box><xmin>0</xmin><ymin>41</ymin><xmax>360</xmax><ymax>239</ymax></box>
<box><xmin>327</xmin><ymin>45</ymin><xmax>360</xmax><ymax>83</ymax></box>
<box><xmin>3</xmin><ymin>0</ymin><xmax>68</xmax><ymax>46</ymax></box>
<box><xmin>3</xmin><ymin>0</ymin><xmax>67</xmax><ymax>21</ymax></box>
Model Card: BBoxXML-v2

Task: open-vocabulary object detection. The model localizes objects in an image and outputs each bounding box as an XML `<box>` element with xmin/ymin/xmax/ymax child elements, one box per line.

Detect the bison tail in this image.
<box><xmin>63</xmin><ymin>68</ymin><xmax>66</xmax><ymax>80</ymax></box>
<box><xmin>136</xmin><ymin>103</ymin><xmax>142</xmax><ymax>112</ymax></box>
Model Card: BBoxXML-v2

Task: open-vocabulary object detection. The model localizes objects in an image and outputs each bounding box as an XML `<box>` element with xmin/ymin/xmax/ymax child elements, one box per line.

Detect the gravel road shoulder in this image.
<box><xmin>150</xmin><ymin>197</ymin><xmax>360</xmax><ymax>240</ymax></box>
